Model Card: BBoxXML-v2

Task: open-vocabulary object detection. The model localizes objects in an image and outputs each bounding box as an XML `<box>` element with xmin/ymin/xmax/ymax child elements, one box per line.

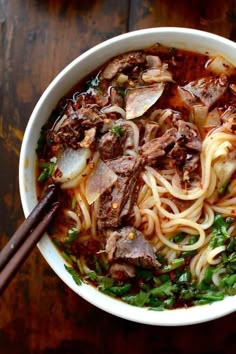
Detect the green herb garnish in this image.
<box><xmin>38</xmin><ymin>161</ymin><xmax>55</xmax><ymax>182</ymax></box>
<box><xmin>64</xmin><ymin>264</ymin><xmax>82</xmax><ymax>285</ymax></box>
<box><xmin>111</xmin><ymin>125</ymin><xmax>124</xmax><ymax>137</ymax></box>
<box><xmin>210</xmin><ymin>214</ymin><xmax>234</xmax><ymax>248</ymax></box>
<box><xmin>65</xmin><ymin>227</ymin><xmax>78</xmax><ymax>243</ymax></box>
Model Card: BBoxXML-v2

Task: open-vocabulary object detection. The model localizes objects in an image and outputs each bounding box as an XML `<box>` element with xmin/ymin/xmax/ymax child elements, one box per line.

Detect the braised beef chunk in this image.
<box><xmin>97</xmin><ymin>156</ymin><xmax>144</xmax><ymax>229</ymax></box>
<box><xmin>106</xmin><ymin>226</ymin><xmax>160</xmax><ymax>268</ymax></box>
<box><xmin>98</xmin><ymin>130</ymin><xmax>127</xmax><ymax>160</ymax></box>
<box><xmin>100</xmin><ymin>51</ymin><xmax>146</xmax><ymax>80</ymax></box>
<box><xmin>175</xmin><ymin>120</ymin><xmax>201</xmax><ymax>151</ymax></box>
<box><xmin>76</xmin><ymin>107</ymin><xmax>107</xmax><ymax>129</ymax></box>
<box><xmin>140</xmin><ymin>127</ymin><xmax>177</xmax><ymax>164</ymax></box>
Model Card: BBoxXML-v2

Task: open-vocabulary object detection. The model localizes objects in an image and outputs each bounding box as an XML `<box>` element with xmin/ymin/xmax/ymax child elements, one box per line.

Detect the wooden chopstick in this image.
<box><xmin>0</xmin><ymin>185</ymin><xmax>60</xmax><ymax>295</ymax></box>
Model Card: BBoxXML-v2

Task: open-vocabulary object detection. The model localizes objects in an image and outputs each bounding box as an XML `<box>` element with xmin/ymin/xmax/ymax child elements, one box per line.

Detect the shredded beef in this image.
<box><xmin>169</xmin><ymin>120</ymin><xmax>202</xmax><ymax>181</ymax></box>
<box><xmin>97</xmin><ymin>156</ymin><xmax>144</xmax><ymax>229</ymax></box>
<box><xmin>106</xmin><ymin>226</ymin><xmax>160</xmax><ymax>268</ymax></box>
<box><xmin>140</xmin><ymin>127</ymin><xmax>177</xmax><ymax>164</ymax></box>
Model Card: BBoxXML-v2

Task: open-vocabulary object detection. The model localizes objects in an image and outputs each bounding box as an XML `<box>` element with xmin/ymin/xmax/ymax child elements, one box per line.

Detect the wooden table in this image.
<box><xmin>0</xmin><ymin>1</ymin><xmax>236</xmax><ymax>353</ymax></box>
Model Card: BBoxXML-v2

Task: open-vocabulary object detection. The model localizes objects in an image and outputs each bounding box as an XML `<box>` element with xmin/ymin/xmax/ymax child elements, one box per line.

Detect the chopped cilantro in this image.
<box><xmin>210</xmin><ymin>214</ymin><xmax>234</xmax><ymax>248</ymax></box>
<box><xmin>122</xmin><ymin>290</ymin><xmax>150</xmax><ymax>307</ymax></box>
<box><xmin>86</xmin><ymin>75</ymin><xmax>100</xmax><ymax>89</ymax></box>
<box><xmin>151</xmin><ymin>281</ymin><xmax>178</xmax><ymax>297</ymax></box>
<box><xmin>111</xmin><ymin>125</ymin><xmax>124</xmax><ymax>137</ymax></box>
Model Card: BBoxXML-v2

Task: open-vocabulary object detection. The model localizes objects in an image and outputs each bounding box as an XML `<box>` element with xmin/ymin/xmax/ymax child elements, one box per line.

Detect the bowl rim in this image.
<box><xmin>19</xmin><ymin>26</ymin><xmax>236</xmax><ymax>326</ymax></box>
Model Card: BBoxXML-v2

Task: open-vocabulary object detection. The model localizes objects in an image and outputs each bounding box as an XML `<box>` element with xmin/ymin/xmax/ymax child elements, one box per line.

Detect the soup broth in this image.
<box><xmin>36</xmin><ymin>44</ymin><xmax>236</xmax><ymax>309</ymax></box>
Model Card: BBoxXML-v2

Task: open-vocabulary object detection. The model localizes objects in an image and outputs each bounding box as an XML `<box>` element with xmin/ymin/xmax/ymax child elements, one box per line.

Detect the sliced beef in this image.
<box><xmin>100</xmin><ymin>51</ymin><xmax>146</xmax><ymax>80</ymax></box>
<box><xmin>97</xmin><ymin>156</ymin><xmax>144</xmax><ymax>229</ymax></box>
<box><xmin>178</xmin><ymin>75</ymin><xmax>228</xmax><ymax>108</ymax></box>
<box><xmin>98</xmin><ymin>130</ymin><xmax>127</xmax><ymax>160</ymax></box>
<box><xmin>140</xmin><ymin>127</ymin><xmax>177</xmax><ymax>164</ymax></box>
<box><xmin>106</xmin><ymin>226</ymin><xmax>160</xmax><ymax>268</ymax></box>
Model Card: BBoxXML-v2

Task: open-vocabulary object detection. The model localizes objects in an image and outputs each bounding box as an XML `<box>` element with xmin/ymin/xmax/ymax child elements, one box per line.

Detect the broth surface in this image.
<box><xmin>36</xmin><ymin>44</ymin><xmax>236</xmax><ymax>309</ymax></box>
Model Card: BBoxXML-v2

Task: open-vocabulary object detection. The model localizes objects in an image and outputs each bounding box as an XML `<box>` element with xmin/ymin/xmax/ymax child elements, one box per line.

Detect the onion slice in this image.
<box><xmin>85</xmin><ymin>160</ymin><xmax>118</xmax><ymax>205</ymax></box>
<box><xmin>206</xmin><ymin>55</ymin><xmax>235</xmax><ymax>76</ymax></box>
<box><xmin>54</xmin><ymin>148</ymin><xmax>91</xmax><ymax>183</ymax></box>
<box><xmin>126</xmin><ymin>83</ymin><xmax>164</xmax><ymax>120</ymax></box>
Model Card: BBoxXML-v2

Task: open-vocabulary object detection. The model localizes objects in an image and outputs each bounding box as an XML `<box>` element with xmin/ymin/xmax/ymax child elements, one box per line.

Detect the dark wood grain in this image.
<box><xmin>0</xmin><ymin>0</ymin><xmax>236</xmax><ymax>353</ymax></box>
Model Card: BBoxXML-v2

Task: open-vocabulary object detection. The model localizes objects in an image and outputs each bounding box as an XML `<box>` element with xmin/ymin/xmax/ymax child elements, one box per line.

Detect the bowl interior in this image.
<box><xmin>19</xmin><ymin>27</ymin><xmax>236</xmax><ymax>326</ymax></box>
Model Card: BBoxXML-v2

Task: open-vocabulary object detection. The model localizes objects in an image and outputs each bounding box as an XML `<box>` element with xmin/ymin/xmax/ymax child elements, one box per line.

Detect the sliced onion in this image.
<box><xmin>53</xmin><ymin>114</ymin><xmax>68</xmax><ymax>132</ymax></box>
<box><xmin>126</xmin><ymin>83</ymin><xmax>165</xmax><ymax>120</ymax></box>
<box><xmin>214</xmin><ymin>151</ymin><xmax>236</xmax><ymax>187</ymax></box>
<box><xmin>101</xmin><ymin>105</ymin><xmax>126</xmax><ymax>118</ymax></box>
<box><xmin>206</xmin><ymin>56</ymin><xmax>235</xmax><ymax>75</ymax></box>
<box><xmin>85</xmin><ymin>160</ymin><xmax>118</xmax><ymax>205</ymax></box>
<box><xmin>54</xmin><ymin>148</ymin><xmax>91</xmax><ymax>183</ymax></box>
<box><xmin>204</xmin><ymin>108</ymin><xmax>221</xmax><ymax>128</ymax></box>
<box><xmin>190</xmin><ymin>105</ymin><xmax>208</xmax><ymax>128</ymax></box>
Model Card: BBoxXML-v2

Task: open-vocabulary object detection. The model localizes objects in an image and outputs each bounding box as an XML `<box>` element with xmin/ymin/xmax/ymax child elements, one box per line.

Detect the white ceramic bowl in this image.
<box><xmin>19</xmin><ymin>27</ymin><xmax>236</xmax><ymax>326</ymax></box>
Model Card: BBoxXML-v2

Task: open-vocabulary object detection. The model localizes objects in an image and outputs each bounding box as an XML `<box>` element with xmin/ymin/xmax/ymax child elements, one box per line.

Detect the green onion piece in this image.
<box><xmin>173</xmin><ymin>233</ymin><xmax>185</xmax><ymax>243</ymax></box>
<box><xmin>38</xmin><ymin>161</ymin><xmax>55</xmax><ymax>182</ymax></box>
<box><xmin>62</xmin><ymin>252</ymin><xmax>73</xmax><ymax>265</ymax></box>
<box><xmin>38</xmin><ymin>169</ymin><xmax>48</xmax><ymax>182</ymax></box>
<box><xmin>64</xmin><ymin>265</ymin><xmax>82</xmax><ymax>285</ymax></box>
<box><xmin>201</xmin><ymin>292</ymin><xmax>224</xmax><ymax>302</ymax></box>
<box><xmin>66</xmin><ymin>227</ymin><xmax>78</xmax><ymax>243</ymax></box>
<box><xmin>160</xmin><ymin>258</ymin><xmax>185</xmax><ymax>273</ymax></box>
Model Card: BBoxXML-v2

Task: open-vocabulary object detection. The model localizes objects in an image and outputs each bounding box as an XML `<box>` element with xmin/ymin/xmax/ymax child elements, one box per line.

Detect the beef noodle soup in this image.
<box><xmin>36</xmin><ymin>44</ymin><xmax>236</xmax><ymax>309</ymax></box>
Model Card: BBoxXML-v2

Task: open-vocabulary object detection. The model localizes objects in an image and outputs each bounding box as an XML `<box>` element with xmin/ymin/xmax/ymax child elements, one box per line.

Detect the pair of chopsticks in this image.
<box><xmin>0</xmin><ymin>184</ymin><xmax>60</xmax><ymax>295</ymax></box>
